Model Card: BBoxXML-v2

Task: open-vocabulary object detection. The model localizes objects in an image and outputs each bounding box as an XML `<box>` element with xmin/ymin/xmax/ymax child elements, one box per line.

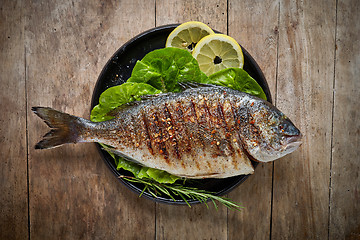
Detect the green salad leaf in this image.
<box><xmin>90</xmin><ymin>82</ymin><xmax>161</xmax><ymax>122</ymax></box>
<box><xmin>115</xmin><ymin>157</ymin><xmax>179</xmax><ymax>184</ymax></box>
<box><xmin>206</xmin><ymin>68</ymin><xmax>267</xmax><ymax>100</ymax></box>
<box><xmin>127</xmin><ymin>47</ymin><xmax>207</xmax><ymax>92</ymax></box>
<box><xmin>114</xmin><ymin>154</ymin><xmax>142</xmax><ymax>176</ymax></box>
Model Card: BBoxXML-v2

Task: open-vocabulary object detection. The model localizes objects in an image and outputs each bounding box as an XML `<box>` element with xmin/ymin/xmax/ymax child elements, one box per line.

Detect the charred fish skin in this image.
<box><xmin>93</xmin><ymin>86</ymin><xmax>301</xmax><ymax>177</ymax></box>
<box><xmin>93</xmin><ymin>90</ymin><xmax>255</xmax><ymax>178</ymax></box>
<box><xmin>32</xmin><ymin>86</ymin><xmax>302</xmax><ymax>179</ymax></box>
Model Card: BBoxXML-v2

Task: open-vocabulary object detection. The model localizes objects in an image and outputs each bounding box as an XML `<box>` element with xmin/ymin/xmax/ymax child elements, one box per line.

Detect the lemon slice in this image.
<box><xmin>166</xmin><ymin>21</ymin><xmax>215</xmax><ymax>53</ymax></box>
<box><xmin>192</xmin><ymin>34</ymin><xmax>244</xmax><ymax>75</ymax></box>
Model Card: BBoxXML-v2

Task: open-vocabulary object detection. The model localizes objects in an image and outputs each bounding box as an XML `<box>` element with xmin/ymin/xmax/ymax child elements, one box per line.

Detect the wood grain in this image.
<box><xmin>156</xmin><ymin>204</ymin><xmax>228</xmax><ymax>240</ymax></box>
<box><xmin>0</xmin><ymin>1</ymin><xmax>28</xmax><ymax>239</ymax></box>
<box><xmin>329</xmin><ymin>0</ymin><xmax>360</xmax><ymax>239</ymax></box>
<box><xmin>156</xmin><ymin>0</ymin><xmax>227</xmax><ymax>33</ymax></box>
<box><xmin>272</xmin><ymin>0</ymin><xmax>336</xmax><ymax>239</ymax></box>
<box><xmin>155</xmin><ymin>1</ymin><xmax>229</xmax><ymax>239</ymax></box>
<box><xmin>227</xmin><ymin>0</ymin><xmax>279</xmax><ymax>239</ymax></box>
<box><xmin>26</xmin><ymin>1</ymin><xmax>156</xmax><ymax>239</ymax></box>
<box><xmin>2</xmin><ymin>0</ymin><xmax>360</xmax><ymax>239</ymax></box>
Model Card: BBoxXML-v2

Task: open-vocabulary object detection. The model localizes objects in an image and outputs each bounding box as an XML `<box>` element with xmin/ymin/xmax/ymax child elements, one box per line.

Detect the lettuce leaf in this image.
<box><xmin>206</xmin><ymin>68</ymin><xmax>267</xmax><ymax>100</ymax></box>
<box><xmin>127</xmin><ymin>47</ymin><xmax>207</xmax><ymax>92</ymax></box>
<box><xmin>114</xmin><ymin>157</ymin><xmax>179</xmax><ymax>184</ymax></box>
<box><xmin>146</xmin><ymin>168</ymin><xmax>180</xmax><ymax>183</ymax></box>
<box><xmin>114</xmin><ymin>158</ymin><xmax>179</xmax><ymax>183</ymax></box>
<box><xmin>90</xmin><ymin>82</ymin><xmax>161</xmax><ymax>122</ymax></box>
<box><xmin>126</xmin><ymin>48</ymin><xmax>265</xmax><ymax>100</ymax></box>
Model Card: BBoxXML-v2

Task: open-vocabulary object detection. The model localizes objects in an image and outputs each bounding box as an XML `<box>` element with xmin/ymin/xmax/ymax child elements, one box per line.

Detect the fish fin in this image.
<box><xmin>105</xmin><ymin>101</ymin><xmax>142</xmax><ymax>117</ymax></box>
<box><xmin>177</xmin><ymin>172</ymin><xmax>223</xmax><ymax>178</ymax></box>
<box><xmin>107</xmin><ymin>93</ymin><xmax>171</xmax><ymax>103</ymax></box>
<box><xmin>32</xmin><ymin>107</ymin><xmax>85</xmax><ymax>149</ymax></box>
<box><xmin>178</xmin><ymin>81</ymin><xmax>216</xmax><ymax>90</ymax></box>
<box><xmin>101</xmin><ymin>145</ymin><xmax>144</xmax><ymax>166</ymax></box>
<box><xmin>139</xmin><ymin>93</ymin><xmax>172</xmax><ymax>101</ymax></box>
<box><xmin>106</xmin><ymin>94</ymin><xmax>173</xmax><ymax>116</ymax></box>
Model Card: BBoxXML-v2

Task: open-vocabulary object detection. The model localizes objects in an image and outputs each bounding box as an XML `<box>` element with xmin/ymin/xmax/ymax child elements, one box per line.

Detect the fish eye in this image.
<box><xmin>279</xmin><ymin>118</ymin><xmax>300</xmax><ymax>137</ymax></box>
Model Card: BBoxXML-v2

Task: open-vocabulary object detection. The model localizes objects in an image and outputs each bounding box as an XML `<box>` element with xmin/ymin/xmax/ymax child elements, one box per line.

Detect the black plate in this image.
<box><xmin>91</xmin><ymin>24</ymin><xmax>272</xmax><ymax>205</ymax></box>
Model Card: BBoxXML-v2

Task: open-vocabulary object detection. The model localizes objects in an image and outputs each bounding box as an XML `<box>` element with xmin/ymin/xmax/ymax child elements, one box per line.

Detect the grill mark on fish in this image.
<box><xmin>129</xmin><ymin>114</ymin><xmax>139</xmax><ymax>148</ymax></box>
<box><xmin>132</xmin><ymin>114</ymin><xmax>144</xmax><ymax>148</ymax></box>
<box><xmin>169</xmin><ymin>100</ymin><xmax>194</xmax><ymax>169</ymax></box>
<box><xmin>189</xmin><ymin>99</ymin><xmax>206</xmax><ymax>152</ymax></box>
<box><xmin>192</xmin><ymin>98</ymin><xmax>218</xmax><ymax>173</ymax></box>
<box><xmin>189</xmin><ymin>99</ymin><xmax>197</xmax><ymax>123</ymax></box>
<box><xmin>203</xmin><ymin>98</ymin><xmax>212</xmax><ymax>118</ymax></box>
<box><xmin>180</xmin><ymin>99</ymin><xmax>203</xmax><ymax>170</ymax></box>
<box><xmin>151</xmin><ymin>110</ymin><xmax>169</xmax><ymax>162</ymax></box>
<box><xmin>175</xmin><ymin>100</ymin><xmax>193</xmax><ymax>155</ymax></box>
<box><xmin>202</xmin><ymin>98</ymin><xmax>223</xmax><ymax>159</ymax></box>
<box><xmin>156</xmin><ymin>105</ymin><xmax>172</xmax><ymax>163</ymax></box>
<box><xmin>141</xmin><ymin>110</ymin><xmax>153</xmax><ymax>154</ymax></box>
<box><xmin>216</xmin><ymin>101</ymin><xmax>235</xmax><ymax>156</ymax></box>
<box><xmin>196</xmin><ymin>97</ymin><xmax>208</xmax><ymax>124</ymax></box>
<box><xmin>225</xmin><ymin>100</ymin><xmax>242</xmax><ymax>169</ymax></box>
<box><xmin>222</xmin><ymin>101</ymin><xmax>245</xmax><ymax>170</ymax></box>
<box><xmin>216</xmin><ymin>102</ymin><xmax>225</xmax><ymax>126</ymax></box>
<box><xmin>163</xmin><ymin>103</ymin><xmax>181</xmax><ymax>160</ymax></box>
<box><xmin>202</xmin><ymin>99</ymin><xmax>216</xmax><ymax>136</ymax></box>
<box><xmin>230</xmin><ymin>102</ymin><xmax>249</xmax><ymax>159</ymax></box>
<box><xmin>121</xmin><ymin>117</ymin><xmax>133</xmax><ymax>147</ymax></box>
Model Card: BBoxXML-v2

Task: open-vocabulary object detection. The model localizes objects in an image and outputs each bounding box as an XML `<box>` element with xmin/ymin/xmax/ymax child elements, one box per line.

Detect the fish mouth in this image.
<box><xmin>283</xmin><ymin>133</ymin><xmax>302</xmax><ymax>152</ymax></box>
<box><xmin>285</xmin><ymin>133</ymin><xmax>302</xmax><ymax>144</ymax></box>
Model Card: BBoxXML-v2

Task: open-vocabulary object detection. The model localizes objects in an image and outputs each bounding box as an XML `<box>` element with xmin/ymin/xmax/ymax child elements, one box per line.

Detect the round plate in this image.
<box><xmin>91</xmin><ymin>24</ymin><xmax>272</xmax><ymax>205</ymax></box>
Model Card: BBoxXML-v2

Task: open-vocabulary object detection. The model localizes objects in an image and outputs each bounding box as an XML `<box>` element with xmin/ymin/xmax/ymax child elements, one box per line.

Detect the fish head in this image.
<box><xmin>239</xmin><ymin>102</ymin><xmax>302</xmax><ymax>162</ymax></box>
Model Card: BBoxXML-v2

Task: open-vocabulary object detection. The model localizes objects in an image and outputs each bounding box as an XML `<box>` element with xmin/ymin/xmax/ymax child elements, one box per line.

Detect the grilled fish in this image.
<box><xmin>33</xmin><ymin>85</ymin><xmax>302</xmax><ymax>178</ymax></box>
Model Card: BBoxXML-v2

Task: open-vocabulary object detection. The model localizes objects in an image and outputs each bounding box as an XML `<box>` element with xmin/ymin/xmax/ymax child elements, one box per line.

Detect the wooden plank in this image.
<box><xmin>156</xmin><ymin>0</ymin><xmax>227</xmax><ymax>33</ymax></box>
<box><xmin>156</xmin><ymin>204</ymin><xmax>228</xmax><ymax>240</ymax></box>
<box><xmin>272</xmin><ymin>0</ymin><xmax>336</xmax><ymax>238</ymax></box>
<box><xmin>155</xmin><ymin>1</ymin><xmax>228</xmax><ymax>239</ymax></box>
<box><xmin>329</xmin><ymin>0</ymin><xmax>360</xmax><ymax>239</ymax></box>
<box><xmin>227</xmin><ymin>0</ymin><xmax>279</xmax><ymax>239</ymax></box>
<box><xmin>26</xmin><ymin>1</ymin><xmax>156</xmax><ymax>239</ymax></box>
<box><xmin>0</xmin><ymin>1</ymin><xmax>28</xmax><ymax>240</ymax></box>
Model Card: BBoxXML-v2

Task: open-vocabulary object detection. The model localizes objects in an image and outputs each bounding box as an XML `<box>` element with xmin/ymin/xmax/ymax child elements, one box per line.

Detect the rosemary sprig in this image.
<box><xmin>119</xmin><ymin>175</ymin><xmax>244</xmax><ymax>211</ymax></box>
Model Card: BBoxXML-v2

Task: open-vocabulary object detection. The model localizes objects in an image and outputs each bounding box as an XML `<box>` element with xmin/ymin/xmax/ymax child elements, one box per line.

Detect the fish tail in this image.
<box><xmin>32</xmin><ymin>107</ymin><xmax>86</xmax><ymax>149</ymax></box>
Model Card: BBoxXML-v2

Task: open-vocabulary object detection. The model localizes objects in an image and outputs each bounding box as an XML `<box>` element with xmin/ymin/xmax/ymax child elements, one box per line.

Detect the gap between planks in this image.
<box><xmin>24</xmin><ymin>15</ymin><xmax>31</xmax><ymax>240</ymax></box>
<box><xmin>328</xmin><ymin>0</ymin><xmax>338</xmax><ymax>239</ymax></box>
<box><xmin>269</xmin><ymin>2</ymin><xmax>281</xmax><ymax>240</ymax></box>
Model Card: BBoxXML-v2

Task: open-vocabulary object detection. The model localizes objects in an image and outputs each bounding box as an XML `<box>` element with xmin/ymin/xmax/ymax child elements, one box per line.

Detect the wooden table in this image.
<box><xmin>1</xmin><ymin>0</ymin><xmax>359</xmax><ymax>239</ymax></box>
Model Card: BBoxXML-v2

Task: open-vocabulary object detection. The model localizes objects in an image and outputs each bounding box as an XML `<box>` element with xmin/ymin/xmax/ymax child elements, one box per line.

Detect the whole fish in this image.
<box><xmin>33</xmin><ymin>85</ymin><xmax>302</xmax><ymax>178</ymax></box>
